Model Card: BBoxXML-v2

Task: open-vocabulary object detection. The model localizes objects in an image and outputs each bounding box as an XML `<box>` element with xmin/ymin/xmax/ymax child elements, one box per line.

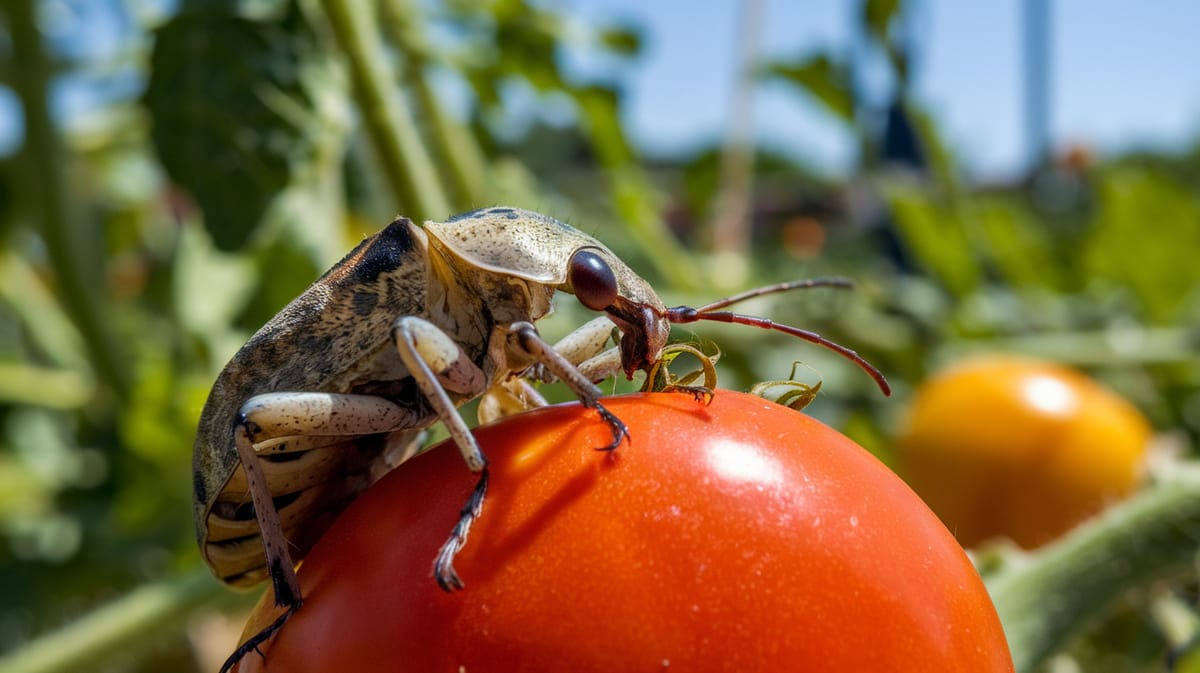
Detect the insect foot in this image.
<box><xmin>434</xmin><ymin>468</ymin><xmax>490</xmax><ymax>592</ymax></box>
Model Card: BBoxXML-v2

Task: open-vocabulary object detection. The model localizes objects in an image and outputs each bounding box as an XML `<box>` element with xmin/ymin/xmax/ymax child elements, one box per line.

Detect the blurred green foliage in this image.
<box><xmin>0</xmin><ymin>0</ymin><xmax>1197</xmax><ymax>671</ymax></box>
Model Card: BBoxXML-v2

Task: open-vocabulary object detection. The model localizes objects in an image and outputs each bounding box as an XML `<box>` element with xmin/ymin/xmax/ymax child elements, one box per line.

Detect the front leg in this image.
<box><xmin>477</xmin><ymin>317</ymin><xmax>615</xmax><ymax>426</ymax></box>
<box><xmin>507</xmin><ymin>321</ymin><xmax>630</xmax><ymax>452</ymax></box>
<box><xmin>522</xmin><ymin>316</ymin><xmax>623</xmax><ymax>385</ymax></box>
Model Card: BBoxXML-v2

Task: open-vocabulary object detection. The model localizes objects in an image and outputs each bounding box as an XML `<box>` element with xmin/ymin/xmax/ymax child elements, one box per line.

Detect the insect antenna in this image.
<box><xmin>689</xmin><ymin>278</ymin><xmax>854</xmax><ymax>313</ymax></box>
<box><xmin>665</xmin><ymin>278</ymin><xmax>891</xmax><ymax>396</ymax></box>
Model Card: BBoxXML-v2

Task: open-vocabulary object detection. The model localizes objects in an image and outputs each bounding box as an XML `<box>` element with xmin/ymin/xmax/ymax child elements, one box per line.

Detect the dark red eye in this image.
<box><xmin>568</xmin><ymin>249</ymin><xmax>618</xmax><ymax>311</ymax></box>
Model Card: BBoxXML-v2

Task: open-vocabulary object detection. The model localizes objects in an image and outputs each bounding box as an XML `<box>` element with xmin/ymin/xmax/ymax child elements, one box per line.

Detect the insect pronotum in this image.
<box><xmin>194</xmin><ymin>207</ymin><xmax>889</xmax><ymax>671</ymax></box>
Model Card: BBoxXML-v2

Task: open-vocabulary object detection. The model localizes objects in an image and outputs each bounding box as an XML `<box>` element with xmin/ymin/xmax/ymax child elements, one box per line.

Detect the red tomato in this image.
<box><xmin>894</xmin><ymin>356</ymin><xmax>1150</xmax><ymax>549</ymax></box>
<box><xmin>238</xmin><ymin>391</ymin><xmax>1012</xmax><ymax>672</ymax></box>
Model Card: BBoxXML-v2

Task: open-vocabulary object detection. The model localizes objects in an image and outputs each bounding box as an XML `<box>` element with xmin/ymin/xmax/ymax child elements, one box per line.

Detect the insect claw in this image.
<box><xmin>434</xmin><ymin>562</ymin><xmax>465</xmax><ymax>592</ymax></box>
<box><xmin>218</xmin><ymin>603</ymin><xmax>299</xmax><ymax>673</ymax></box>
<box><xmin>593</xmin><ymin>404</ymin><xmax>630</xmax><ymax>452</ymax></box>
<box><xmin>434</xmin><ymin>468</ymin><xmax>490</xmax><ymax>592</ymax></box>
<box><xmin>664</xmin><ymin>385</ymin><xmax>715</xmax><ymax>405</ymax></box>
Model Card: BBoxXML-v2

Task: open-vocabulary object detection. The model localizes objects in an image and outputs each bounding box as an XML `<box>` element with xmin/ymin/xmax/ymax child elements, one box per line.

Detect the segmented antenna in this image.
<box><xmin>666</xmin><ymin>278</ymin><xmax>891</xmax><ymax>396</ymax></box>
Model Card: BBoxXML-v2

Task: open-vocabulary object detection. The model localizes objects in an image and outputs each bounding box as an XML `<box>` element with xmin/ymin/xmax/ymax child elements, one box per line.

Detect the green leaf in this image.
<box><xmin>762</xmin><ymin>54</ymin><xmax>857</xmax><ymax>127</ymax></box>
<box><xmin>884</xmin><ymin>187</ymin><xmax>981</xmax><ymax>297</ymax></box>
<box><xmin>974</xmin><ymin>196</ymin><xmax>1064</xmax><ymax>292</ymax></box>
<box><xmin>144</xmin><ymin>3</ymin><xmax>327</xmax><ymax>251</ymax></box>
<box><xmin>862</xmin><ymin>0</ymin><xmax>902</xmax><ymax>42</ymax></box>
<box><xmin>0</xmin><ymin>363</ymin><xmax>92</xmax><ymax>409</ymax></box>
<box><xmin>861</xmin><ymin>0</ymin><xmax>908</xmax><ymax>80</ymax></box>
<box><xmin>171</xmin><ymin>221</ymin><xmax>256</xmax><ymax>338</ymax></box>
<box><xmin>1083</xmin><ymin>167</ymin><xmax>1200</xmax><ymax>323</ymax></box>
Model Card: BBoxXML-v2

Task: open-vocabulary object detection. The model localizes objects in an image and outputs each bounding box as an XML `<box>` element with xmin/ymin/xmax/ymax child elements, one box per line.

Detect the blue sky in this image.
<box><xmin>5</xmin><ymin>1</ymin><xmax>1198</xmax><ymax>182</ymax></box>
<box><xmin>564</xmin><ymin>0</ymin><xmax>1200</xmax><ymax>179</ymax></box>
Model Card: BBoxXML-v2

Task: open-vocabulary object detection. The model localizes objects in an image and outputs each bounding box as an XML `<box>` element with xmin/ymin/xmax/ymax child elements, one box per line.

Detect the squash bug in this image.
<box><xmin>193</xmin><ymin>207</ymin><xmax>889</xmax><ymax>671</ymax></box>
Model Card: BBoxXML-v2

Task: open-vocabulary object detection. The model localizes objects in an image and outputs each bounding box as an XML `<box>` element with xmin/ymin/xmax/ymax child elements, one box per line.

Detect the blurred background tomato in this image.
<box><xmin>893</xmin><ymin>355</ymin><xmax>1150</xmax><ymax>549</ymax></box>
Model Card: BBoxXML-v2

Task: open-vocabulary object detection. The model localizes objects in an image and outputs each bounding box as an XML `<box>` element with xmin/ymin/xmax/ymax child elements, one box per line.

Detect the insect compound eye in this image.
<box><xmin>568</xmin><ymin>248</ymin><xmax>619</xmax><ymax>311</ymax></box>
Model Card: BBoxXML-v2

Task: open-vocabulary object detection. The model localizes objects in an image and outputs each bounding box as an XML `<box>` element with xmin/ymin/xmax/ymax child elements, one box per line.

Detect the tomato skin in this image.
<box><xmin>239</xmin><ymin>391</ymin><xmax>1012</xmax><ymax>672</ymax></box>
<box><xmin>895</xmin><ymin>356</ymin><xmax>1150</xmax><ymax>549</ymax></box>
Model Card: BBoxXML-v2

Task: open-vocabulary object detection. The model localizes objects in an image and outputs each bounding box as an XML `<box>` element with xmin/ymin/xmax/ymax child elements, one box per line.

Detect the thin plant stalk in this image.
<box><xmin>319</xmin><ymin>0</ymin><xmax>451</xmax><ymax>221</ymax></box>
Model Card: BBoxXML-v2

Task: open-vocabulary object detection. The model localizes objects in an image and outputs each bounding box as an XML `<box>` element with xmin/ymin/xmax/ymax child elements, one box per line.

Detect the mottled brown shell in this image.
<box><xmin>192</xmin><ymin>217</ymin><xmax>433</xmax><ymax>586</ymax></box>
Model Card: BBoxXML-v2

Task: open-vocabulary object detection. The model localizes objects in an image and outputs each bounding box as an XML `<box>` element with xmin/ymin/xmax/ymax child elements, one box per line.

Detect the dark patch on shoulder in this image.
<box><xmin>347</xmin><ymin>218</ymin><xmax>415</xmax><ymax>285</ymax></box>
<box><xmin>321</xmin><ymin>217</ymin><xmax>416</xmax><ymax>287</ymax></box>
<box><xmin>352</xmin><ymin>291</ymin><xmax>379</xmax><ymax>316</ymax></box>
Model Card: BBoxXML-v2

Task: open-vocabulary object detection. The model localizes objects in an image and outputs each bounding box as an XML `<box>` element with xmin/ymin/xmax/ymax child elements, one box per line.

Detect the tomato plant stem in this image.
<box><xmin>9</xmin><ymin>0</ymin><xmax>130</xmax><ymax>401</ymax></box>
<box><xmin>380</xmin><ymin>0</ymin><xmax>492</xmax><ymax>208</ymax></box>
<box><xmin>987</xmin><ymin>465</ymin><xmax>1200</xmax><ymax>672</ymax></box>
<box><xmin>318</xmin><ymin>0</ymin><xmax>450</xmax><ymax>221</ymax></box>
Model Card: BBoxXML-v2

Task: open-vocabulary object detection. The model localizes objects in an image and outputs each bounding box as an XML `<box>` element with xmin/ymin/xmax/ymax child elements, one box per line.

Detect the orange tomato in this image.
<box><xmin>895</xmin><ymin>355</ymin><xmax>1150</xmax><ymax>549</ymax></box>
<box><xmin>238</xmin><ymin>391</ymin><xmax>1012</xmax><ymax>672</ymax></box>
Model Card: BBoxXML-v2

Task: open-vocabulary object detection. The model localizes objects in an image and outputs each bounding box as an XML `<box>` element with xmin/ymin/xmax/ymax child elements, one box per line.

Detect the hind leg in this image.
<box><xmin>216</xmin><ymin>393</ymin><xmax>424</xmax><ymax>673</ymax></box>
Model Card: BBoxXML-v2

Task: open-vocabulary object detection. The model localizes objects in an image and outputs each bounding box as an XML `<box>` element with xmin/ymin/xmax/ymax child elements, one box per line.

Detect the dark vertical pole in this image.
<box><xmin>1024</xmin><ymin>0</ymin><xmax>1052</xmax><ymax>171</ymax></box>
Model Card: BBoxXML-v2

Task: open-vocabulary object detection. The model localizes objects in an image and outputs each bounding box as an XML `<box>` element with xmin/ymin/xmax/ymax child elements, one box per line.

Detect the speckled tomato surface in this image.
<box><xmin>239</xmin><ymin>391</ymin><xmax>1012</xmax><ymax>672</ymax></box>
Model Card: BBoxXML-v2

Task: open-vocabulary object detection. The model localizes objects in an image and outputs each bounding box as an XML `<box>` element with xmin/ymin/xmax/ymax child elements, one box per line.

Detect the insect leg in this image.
<box><xmin>392</xmin><ymin>317</ymin><xmax>488</xmax><ymax>469</ymax></box>
<box><xmin>507</xmin><ymin>321</ymin><xmax>630</xmax><ymax>452</ymax></box>
<box><xmin>392</xmin><ymin>316</ymin><xmax>491</xmax><ymax>590</ymax></box>
<box><xmin>221</xmin><ymin>420</ymin><xmax>301</xmax><ymax>673</ymax></box>
<box><xmin>477</xmin><ymin>376</ymin><xmax>549</xmax><ymax>426</ymax></box>
<box><xmin>521</xmin><ymin>316</ymin><xmax>621</xmax><ymax>385</ymax></box>
<box><xmin>209</xmin><ymin>394</ymin><xmax>432</xmax><ymax>580</ymax></box>
<box><xmin>548</xmin><ymin>316</ymin><xmax>617</xmax><ymax>369</ymax></box>
<box><xmin>218</xmin><ymin>393</ymin><xmax>429</xmax><ymax>671</ymax></box>
<box><xmin>218</xmin><ymin>393</ymin><xmax>429</xmax><ymax>673</ymax></box>
<box><xmin>479</xmin><ymin>317</ymin><xmax>618</xmax><ymax>425</ymax></box>
<box><xmin>575</xmin><ymin>347</ymin><xmax>623</xmax><ymax>383</ymax></box>
<box><xmin>240</xmin><ymin>392</ymin><xmax>423</xmax><ymax>441</ymax></box>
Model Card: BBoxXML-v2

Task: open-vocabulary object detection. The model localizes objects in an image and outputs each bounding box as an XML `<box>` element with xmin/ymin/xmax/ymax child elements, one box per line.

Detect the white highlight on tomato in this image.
<box><xmin>706</xmin><ymin>438</ymin><xmax>784</xmax><ymax>486</ymax></box>
<box><xmin>1021</xmin><ymin>374</ymin><xmax>1079</xmax><ymax>417</ymax></box>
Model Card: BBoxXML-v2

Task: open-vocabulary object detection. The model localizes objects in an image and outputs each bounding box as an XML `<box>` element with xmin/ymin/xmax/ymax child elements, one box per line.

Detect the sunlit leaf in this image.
<box><xmin>0</xmin><ymin>362</ymin><xmax>92</xmax><ymax>409</ymax></box>
<box><xmin>1084</xmin><ymin>167</ymin><xmax>1200</xmax><ymax>323</ymax></box>
<box><xmin>762</xmin><ymin>54</ymin><xmax>857</xmax><ymax>127</ymax></box>
<box><xmin>863</xmin><ymin>0</ymin><xmax>902</xmax><ymax>42</ymax></box>
<box><xmin>884</xmin><ymin>187</ymin><xmax>981</xmax><ymax>297</ymax></box>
